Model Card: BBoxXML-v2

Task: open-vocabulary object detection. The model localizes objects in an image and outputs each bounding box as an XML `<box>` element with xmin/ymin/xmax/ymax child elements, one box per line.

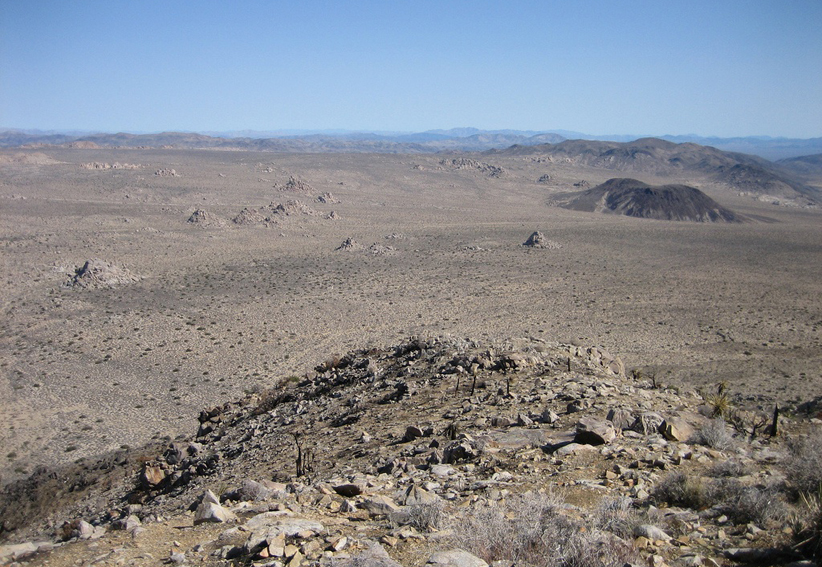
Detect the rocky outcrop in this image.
<box><xmin>275</xmin><ymin>175</ymin><xmax>314</xmax><ymax>194</ymax></box>
<box><xmin>522</xmin><ymin>231</ymin><xmax>561</xmax><ymax>249</ymax></box>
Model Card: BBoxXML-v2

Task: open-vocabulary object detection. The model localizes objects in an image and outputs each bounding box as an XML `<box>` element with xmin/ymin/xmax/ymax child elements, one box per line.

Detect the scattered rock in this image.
<box><xmin>633</xmin><ymin>524</ymin><xmax>672</xmax><ymax>542</ymax></box>
<box><xmin>335</xmin><ymin>543</ymin><xmax>403</xmax><ymax>567</ymax></box>
<box><xmin>187</xmin><ymin>209</ymin><xmax>225</xmax><ymax>227</ymax></box>
<box><xmin>660</xmin><ymin>417</ymin><xmax>695</xmax><ymax>442</ymax></box>
<box><xmin>575</xmin><ymin>417</ymin><xmax>617</xmax><ymax>445</ymax></box>
<box><xmin>632</xmin><ymin>412</ymin><xmax>665</xmax><ymax>435</ymax></box>
<box><xmin>193</xmin><ymin>490</ymin><xmax>236</xmax><ymax>525</ymax></box>
<box><xmin>316</xmin><ymin>192</ymin><xmax>340</xmax><ymax>204</ymax></box>
<box><xmin>360</xmin><ymin>495</ymin><xmax>400</xmax><ymax>516</ymax></box>
<box><xmin>333</xmin><ymin>483</ymin><xmax>364</xmax><ymax>497</ymax></box>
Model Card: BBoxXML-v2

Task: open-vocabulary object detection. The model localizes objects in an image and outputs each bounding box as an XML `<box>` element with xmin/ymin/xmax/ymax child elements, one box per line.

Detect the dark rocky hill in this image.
<box><xmin>561</xmin><ymin>178</ymin><xmax>743</xmax><ymax>222</ymax></box>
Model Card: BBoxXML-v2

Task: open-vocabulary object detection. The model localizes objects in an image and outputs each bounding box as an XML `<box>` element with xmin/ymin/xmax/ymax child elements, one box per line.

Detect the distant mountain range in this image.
<box><xmin>1</xmin><ymin>127</ymin><xmax>821</xmax><ymax>160</ymax></box>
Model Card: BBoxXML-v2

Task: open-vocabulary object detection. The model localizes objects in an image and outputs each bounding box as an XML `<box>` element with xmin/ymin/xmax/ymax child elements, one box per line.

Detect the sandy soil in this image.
<box><xmin>1</xmin><ymin>147</ymin><xmax>820</xmax><ymax>485</ymax></box>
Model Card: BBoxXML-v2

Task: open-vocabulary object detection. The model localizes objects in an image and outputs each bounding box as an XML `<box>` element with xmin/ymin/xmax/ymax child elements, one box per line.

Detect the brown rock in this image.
<box><xmin>574</xmin><ymin>417</ymin><xmax>616</xmax><ymax>445</ymax></box>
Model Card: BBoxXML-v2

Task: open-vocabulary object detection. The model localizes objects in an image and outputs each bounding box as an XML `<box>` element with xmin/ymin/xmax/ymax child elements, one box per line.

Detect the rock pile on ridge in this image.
<box><xmin>0</xmin><ymin>335</ymin><xmax>814</xmax><ymax>567</ymax></box>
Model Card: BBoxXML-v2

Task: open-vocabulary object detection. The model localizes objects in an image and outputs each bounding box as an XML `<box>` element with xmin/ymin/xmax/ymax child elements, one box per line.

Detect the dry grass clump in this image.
<box><xmin>450</xmin><ymin>491</ymin><xmax>637</xmax><ymax>567</ymax></box>
<box><xmin>689</xmin><ymin>418</ymin><xmax>736</xmax><ymax>450</ymax></box>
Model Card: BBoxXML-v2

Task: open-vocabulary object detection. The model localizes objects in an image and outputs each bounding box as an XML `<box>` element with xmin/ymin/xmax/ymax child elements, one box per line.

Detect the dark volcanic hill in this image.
<box><xmin>493</xmin><ymin>138</ymin><xmax>819</xmax><ymax>204</ymax></box>
<box><xmin>561</xmin><ymin>178</ymin><xmax>743</xmax><ymax>222</ymax></box>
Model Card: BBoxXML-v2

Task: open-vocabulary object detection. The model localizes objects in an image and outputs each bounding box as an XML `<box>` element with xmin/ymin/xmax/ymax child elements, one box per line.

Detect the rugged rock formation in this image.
<box><xmin>439</xmin><ymin>158</ymin><xmax>505</xmax><ymax>178</ymax></box>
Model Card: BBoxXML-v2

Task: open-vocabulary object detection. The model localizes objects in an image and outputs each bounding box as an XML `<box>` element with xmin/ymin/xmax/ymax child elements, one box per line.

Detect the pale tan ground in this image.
<box><xmin>1</xmin><ymin>148</ymin><xmax>820</xmax><ymax>485</ymax></box>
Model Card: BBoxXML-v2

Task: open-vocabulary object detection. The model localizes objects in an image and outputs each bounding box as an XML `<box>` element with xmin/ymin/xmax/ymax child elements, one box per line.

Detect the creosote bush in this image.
<box><xmin>450</xmin><ymin>491</ymin><xmax>638</xmax><ymax>567</ymax></box>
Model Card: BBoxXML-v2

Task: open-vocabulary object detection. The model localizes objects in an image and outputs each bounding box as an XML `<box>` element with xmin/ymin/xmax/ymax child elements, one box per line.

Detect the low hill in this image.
<box><xmin>561</xmin><ymin>178</ymin><xmax>743</xmax><ymax>222</ymax></box>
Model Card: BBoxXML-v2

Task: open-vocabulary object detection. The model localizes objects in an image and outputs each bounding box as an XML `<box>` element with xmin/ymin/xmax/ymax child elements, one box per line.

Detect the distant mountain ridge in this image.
<box><xmin>1</xmin><ymin>127</ymin><xmax>820</xmax><ymax>159</ymax></box>
<box><xmin>492</xmin><ymin>137</ymin><xmax>819</xmax><ymax>204</ymax></box>
<box><xmin>0</xmin><ymin>128</ymin><xmax>565</xmax><ymax>154</ymax></box>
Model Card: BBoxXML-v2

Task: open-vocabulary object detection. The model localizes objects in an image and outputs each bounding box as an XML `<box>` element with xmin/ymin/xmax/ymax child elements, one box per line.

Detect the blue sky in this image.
<box><xmin>2</xmin><ymin>1</ymin><xmax>820</xmax><ymax>137</ymax></box>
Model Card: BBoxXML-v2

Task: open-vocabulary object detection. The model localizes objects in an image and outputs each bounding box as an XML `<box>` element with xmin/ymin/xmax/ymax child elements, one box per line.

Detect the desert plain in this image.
<box><xmin>0</xmin><ymin>145</ymin><xmax>820</xmax><ymax>489</ymax></box>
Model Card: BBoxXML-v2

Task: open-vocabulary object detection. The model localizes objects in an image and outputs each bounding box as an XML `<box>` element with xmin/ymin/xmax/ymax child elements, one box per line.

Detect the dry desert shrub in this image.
<box><xmin>390</xmin><ymin>500</ymin><xmax>445</xmax><ymax>532</ymax></box>
<box><xmin>783</xmin><ymin>429</ymin><xmax>822</xmax><ymax>496</ymax></box>
<box><xmin>690</xmin><ymin>418</ymin><xmax>736</xmax><ymax>450</ymax></box>
<box><xmin>654</xmin><ymin>473</ymin><xmax>788</xmax><ymax>525</ymax></box>
<box><xmin>450</xmin><ymin>491</ymin><xmax>637</xmax><ymax>567</ymax></box>
<box><xmin>791</xmin><ymin>489</ymin><xmax>822</xmax><ymax>563</ymax></box>
<box><xmin>709</xmin><ymin>479</ymin><xmax>788</xmax><ymax>525</ymax></box>
<box><xmin>592</xmin><ymin>496</ymin><xmax>642</xmax><ymax>539</ymax></box>
<box><xmin>652</xmin><ymin>472</ymin><xmax>710</xmax><ymax>510</ymax></box>
<box><xmin>706</xmin><ymin>459</ymin><xmax>751</xmax><ymax>478</ymax></box>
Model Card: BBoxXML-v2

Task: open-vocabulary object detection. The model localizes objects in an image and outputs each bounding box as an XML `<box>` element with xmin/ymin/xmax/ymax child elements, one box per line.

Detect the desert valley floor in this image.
<box><xmin>1</xmin><ymin>147</ymin><xmax>820</xmax><ymax>485</ymax></box>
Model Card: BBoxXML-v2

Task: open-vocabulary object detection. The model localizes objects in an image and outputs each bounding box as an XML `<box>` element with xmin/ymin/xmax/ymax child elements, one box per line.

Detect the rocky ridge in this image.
<box><xmin>1</xmin><ymin>336</ymin><xmax>817</xmax><ymax>567</ymax></box>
